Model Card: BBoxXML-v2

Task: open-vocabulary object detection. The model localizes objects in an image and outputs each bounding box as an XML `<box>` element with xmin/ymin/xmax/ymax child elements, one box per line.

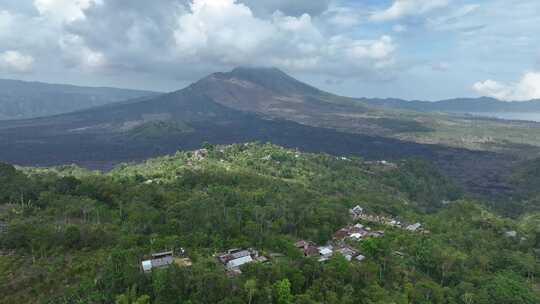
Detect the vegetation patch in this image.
<box><xmin>126</xmin><ymin>120</ymin><xmax>193</xmax><ymax>140</ymax></box>
<box><xmin>0</xmin><ymin>143</ymin><xmax>538</xmax><ymax>303</ymax></box>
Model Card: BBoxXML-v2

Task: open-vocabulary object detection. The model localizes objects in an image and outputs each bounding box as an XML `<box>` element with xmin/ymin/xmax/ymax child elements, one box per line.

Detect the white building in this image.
<box><xmin>141</xmin><ymin>251</ymin><xmax>175</xmax><ymax>273</ymax></box>
<box><xmin>226</xmin><ymin>255</ymin><xmax>254</xmax><ymax>269</ymax></box>
<box><xmin>406</xmin><ymin>223</ymin><xmax>422</xmax><ymax>232</ymax></box>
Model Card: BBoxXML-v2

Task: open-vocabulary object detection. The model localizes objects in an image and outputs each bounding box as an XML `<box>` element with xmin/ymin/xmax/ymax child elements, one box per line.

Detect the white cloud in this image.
<box><xmin>240</xmin><ymin>0</ymin><xmax>330</xmax><ymax>17</ymax></box>
<box><xmin>323</xmin><ymin>6</ymin><xmax>363</xmax><ymax>28</ymax></box>
<box><xmin>59</xmin><ymin>34</ymin><xmax>106</xmax><ymax>69</ymax></box>
<box><xmin>171</xmin><ymin>0</ymin><xmax>396</xmax><ymax>76</ymax></box>
<box><xmin>174</xmin><ymin>0</ymin><xmax>274</xmax><ymax>63</ymax></box>
<box><xmin>473</xmin><ymin>71</ymin><xmax>540</xmax><ymax>101</ymax></box>
<box><xmin>371</xmin><ymin>0</ymin><xmax>450</xmax><ymax>21</ymax></box>
<box><xmin>392</xmin><ymin>24</ymin><xmax>407</xmax><ymax>33</ymax></box>
<box><xmin>0</xmin><ymin>50</ymin><xmax>34</xmax><ymax>73</ymax></box>
<box><xmin>0</xmin><ymin>0</ymin><xmax>399</xmax><ymax>87</ymax></box>
<box><xmin>427</xmin><ymin>4</ymin><xmax>481</xmax><ymax>31</ymax></box>
<box><xmin>33</xmin><ymin>0</ymin><xmax>101</xmax><ymax>22</ymax></box>
<box><xmin>0</xmin><ymin>10</ymin><xmax>14</xmax><ymax>30</ymax></box>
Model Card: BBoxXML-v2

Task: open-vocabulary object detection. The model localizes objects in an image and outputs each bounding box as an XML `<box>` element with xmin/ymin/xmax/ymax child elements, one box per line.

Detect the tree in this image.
<box><xmin>244</xmin><ymin>278</ymin><xmax>257</xmax><ymax>304</ymax></box>
<box><xmin>481</xmin><ymin>272</ymin><xmax>539</xmax><ymax>304</ymax></box>
<box><xmin>115</xmin><ymin>285</ymin><xmax>151</xmax><ymax>304</ymax></box>
<box><xmin>64</xmin><ymin>225</ymin><xmax>81</xmax><ymax>249</ymax></box>
<box><xmin>273</xmin><ymin>279</ymin><xmax>294</xmax><ymax>304</ymax></box>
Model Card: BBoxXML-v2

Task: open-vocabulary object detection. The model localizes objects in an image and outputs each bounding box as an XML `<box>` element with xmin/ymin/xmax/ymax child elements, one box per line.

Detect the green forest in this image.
<box><xmin>1</xmin><ymin>143</ymin><xmax>539</xmax><ymax>303</ymax></box>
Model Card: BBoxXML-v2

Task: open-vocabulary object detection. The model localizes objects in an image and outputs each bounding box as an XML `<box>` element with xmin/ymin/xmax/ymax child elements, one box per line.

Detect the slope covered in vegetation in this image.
<box><xmin>0</xmin><ymin>143</ymin><xmax>538</xmax><ymax>303</ymax></box>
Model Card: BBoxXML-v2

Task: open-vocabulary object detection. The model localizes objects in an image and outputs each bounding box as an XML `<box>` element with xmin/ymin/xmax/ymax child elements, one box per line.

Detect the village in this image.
<box><xmin>292</xmin><ymin>205</ymin><xmax>427</xmax><ymax>265</ymax></box>
<box><xmin>139</xmin><ymin>205</ymin><xmax>427</xmax><ymax>276</ymax></box>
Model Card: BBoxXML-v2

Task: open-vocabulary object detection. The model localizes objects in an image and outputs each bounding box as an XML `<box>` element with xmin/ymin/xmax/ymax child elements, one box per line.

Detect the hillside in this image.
<box><xmin>0</xmin><ymin>67</ymin><xmax>537</xmax><ymax>199</ymax></box>
<box><xmin>194</xmin><ymin>68</ymin><xmax>540</xmax><ymax>153</ymax></box>
<box><xmin>362</xmin><ymin>97</ymin><xmax>540</xmax><ymax>113</ymax></box>
<box><xmin>0</xmin><ymin>78</ymin><xmax>158</xmax><ymax>120</ymax></box>
<box><xmin>510</xmin><ymin>157</ymin><xmax>540</xmax><ymax>210</ymax></box>
<box><xmin>0</xmin><ymin>143</ymin><xmax>538</xmax><ymax>303</ymax></box>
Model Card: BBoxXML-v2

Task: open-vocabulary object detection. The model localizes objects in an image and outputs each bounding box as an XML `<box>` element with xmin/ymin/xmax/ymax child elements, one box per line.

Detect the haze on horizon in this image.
<box><xmin>1</xmin><ymin>0</ymin><xmax>539</xmax><ymax>101</ymax></box>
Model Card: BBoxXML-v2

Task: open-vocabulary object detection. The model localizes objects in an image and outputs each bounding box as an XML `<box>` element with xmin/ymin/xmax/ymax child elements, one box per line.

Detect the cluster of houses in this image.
<box><xmin>291</xmin><ymin>204</ymin><xmax>429</xmax><ymax>265</ymax></box>
<box><xmin>295</xmin><ymin>240</ymin><xmax>366</xmax><ymax>263</ymax></box>
<box><xmin>139</xmin><ymin>205</ymin><xmax>426</xmax><ymax>275</ymax></box>
<box><xmin>333</xmin><ymin>223</ymin><xmax>385</xmax><ymax>242</ymax></box>
<box><xmin>140</xmin><ymin>247</ymin><xmax>269</xmax><ymax>276</ymax></box>
<box><xmin>140</xmin><ymin>249</ymin><xmax>192</xmax><ymax>273</ymax></box>
<box><xmin>294</xmin><ymin>240</ymin><xmax>366</xmax><ymax>262</ymax></box>
<box><xmin>216</xmin><ymin>248</ymin><xmax>269</xmax><ymax>275</ymax></box>
<box><xmin>364</xmin><ymin>160</ymin><xmax>398</xmax><ymax>170</ymax></box>
<box><xmin>349</xmin><ymin>205</ymin><xmax>427</xmax><ymax>233</ymax></box>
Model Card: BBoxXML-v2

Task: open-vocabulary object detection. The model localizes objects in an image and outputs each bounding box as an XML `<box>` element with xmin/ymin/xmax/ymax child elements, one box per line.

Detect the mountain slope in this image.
<box><xmin>0</xmin><ymin>78</ymin><xmax>159</xmax><ymax>120</ymax></box>
<box><xmin>362</xmin><ymin>97</ymin><xmax>540</xmax><ymax>113</ymax></box>
<box><xmin>190</xmin><ymin>67</ymin><xmax>435</xmax><ymax>136</ymax></box>
<box><xmin>0</xmin><ymin>68</ymin><xmax>519</xmax><ymax>198</ymax></box>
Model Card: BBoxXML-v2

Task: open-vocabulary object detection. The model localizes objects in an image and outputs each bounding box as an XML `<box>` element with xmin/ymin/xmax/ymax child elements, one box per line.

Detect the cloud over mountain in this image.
<box><xmin>61</xmin><ymin>0</ymin><xmax>397</xmax><ymax>79</ymax></box>
<box><xmin>0</xmin><ymin>0</ymin><xmax>539</xmax><ymax>100</ymax></box>
<box><xmin>473</xmin><ymin>71</ymin><xmax>540</xmax><ymax>101</ymax></box>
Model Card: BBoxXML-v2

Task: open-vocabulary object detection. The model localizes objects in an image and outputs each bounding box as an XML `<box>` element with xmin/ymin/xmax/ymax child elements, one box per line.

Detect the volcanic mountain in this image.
<box><xmin>0</xmin><ymin>67</ymin><xmax>516</xmax><ymax>197</ymax></box>
<box><xmin>0</xmin><ymin>68</ymin><xmax>412</xmax><ymax>163</ymax></box>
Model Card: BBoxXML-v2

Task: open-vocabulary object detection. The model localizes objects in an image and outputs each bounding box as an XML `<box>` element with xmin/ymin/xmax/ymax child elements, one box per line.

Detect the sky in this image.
<box><xmin>0</xmin><ymin>0</ymin><xmax>539</xmax><ymax>101</ymax></box>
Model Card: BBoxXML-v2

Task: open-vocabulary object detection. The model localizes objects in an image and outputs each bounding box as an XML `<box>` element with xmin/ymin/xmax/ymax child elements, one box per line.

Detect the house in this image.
<box><xmin>336</xmin><ymin>246</ymin><xmax>359</xmax><ymax>261</ymax></box>
<box><xmin>406</xmin><ymin>223</ymin><xmax>422</xmax><ymax>232</ymax></box>
<box><xmin>295</xmin><ymin>240</ymin><xmax>310</xmax><ymax>248</ymax></box>
<box><xmin>318</xmin><ymin>246</ymin><xmax>333</xmax><ymax>256</ymax></box>
<box><xmin>317</xmin><ymin>245</ymin><xmax>334</xmax><ymax>262</ymax></box>
<box><xmin>255</xmin><ymin>256</ymin><xmax>269</xmax><ymax>263</ymax></box>
<box><xmin>141</xmin><ymin>251</ymin><xmax>174</xmax><ymax>273</ymax></box>
<box><xmin>349</xmin><ymin>233</ymin><xmax>363</xmax><ymax>241</ymax></box>
<box><xmin>352</xmin><ymin>223</ymin><xmax>364</xmax><ymax>230</ymax></box>
<box><xmin>333</xmin><ymin>228</ymin><xmax>350</xmax><ymax>240</ymax></box>
<box><xmin>192</xmin><ymin>149</ymin><xmax>208</xmax><ymax>161</ymax></box>
<box><xmin>295</xmin><ymin>240</ymin><xmax>319</xmax><ymax>257</ymax></box>
<box><xmin>226</xmin><ymin>255</ymin><xmax>253</xmax><ymax>269</ymax></box>
<box><xmin>216</xmin><ymin>248</ymin><xmax>263</xmax><ymax>273</ymax></box>
<box><xmin>389</xmin><ymin>219</ymin><xmax>403</xmax><ymax>228</ymax></box>
<box><xmin>369</xmin><ymin>230</ymin><xmax>385</xmax><ymax>238</ymax></box>
<box><xmin>355</xmin><ymin>254</ymin><xmax>366</xmax><ymax>262</ymax></box>
<box><xmin>349</xmin><ymin>205</ymin><xmax>364</xmax><ymax>217</ymax></box>
<box><xmin>350</xmin><ymin>224</ymin><xmax>367</xmax><ymax>235</ymax></box>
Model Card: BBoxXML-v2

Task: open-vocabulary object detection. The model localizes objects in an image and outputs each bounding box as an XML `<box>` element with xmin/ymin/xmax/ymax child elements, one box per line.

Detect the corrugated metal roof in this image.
<box><xmin>355</xmin><ymin>255</ymin><xmax>366</xmax><ymax>261</ymax></box>
<box><xmin>142</xmin><ymin>260</ymin><xmax>153</xmax><ymax>272</ymax></box>
<box><xmin>230</xmin><ymin>250</ymin><xmax>251</xmax><ymax>259</ymax></box>
<box><xmin>318</xmin><ymin>247</ymin><xmax>333</xmax><ymax>256</ymax></box>
<box><xmin>152</xmin><ymin>251</ymin><xmax>173</xmax><ymax>258</ymax></box>
<box><xmin>152</xmin><ymin>256</ymin><xmax>173</xmax><ymax>268</ymax></box>
<box><xmin>226</xmin><ymin>255</ymin><xmax>253</xmax><ymax>269</ymax></box>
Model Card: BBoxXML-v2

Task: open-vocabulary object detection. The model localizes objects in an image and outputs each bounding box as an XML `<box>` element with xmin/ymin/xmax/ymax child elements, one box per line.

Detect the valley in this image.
<box><xmin>0</xmin><ymin>68</ymin><xmax>536</xmax><ymax>202</ymax></box>
<box><xmin>1</xmin><ymin>143</ymin><xmax>538</xmax><ymax>303</ymax></box>
<box><xmin>2</xmin><ymin>1</ymin><xmax>539</xmax><ymax>302</ymax></box>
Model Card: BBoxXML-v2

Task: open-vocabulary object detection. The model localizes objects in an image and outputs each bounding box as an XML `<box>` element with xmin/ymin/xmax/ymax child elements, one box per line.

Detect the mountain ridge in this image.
<box><xmin>360</xmin><ymin>96</ymin><xmax>540</xmax><ymax>113</ymax></box>
<box><xmin>0</xmin><ymin>78</ymin><xmax>160</xmax><ymax>120</ymax></box>
<box><xmin>0</xmin><ymin>67</ymin><xmax>523</xmax><ymax>199</ymax></box>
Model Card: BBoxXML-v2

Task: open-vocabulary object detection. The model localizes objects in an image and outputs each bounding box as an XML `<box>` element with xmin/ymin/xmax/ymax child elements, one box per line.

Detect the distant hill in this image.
<box><xmin>361</xmin><ymin>97</ymin><xmax>540</xmax><ymax>113</ymax></box>
<box><xmin>0</xmin><ymin>67</ymin><xmax>519</xmax><ymax>198</ymax></box>
<box><xmin>0</xmin><ymin>78</ymin><xmax>159</xmax><ymax>120</ymax></box>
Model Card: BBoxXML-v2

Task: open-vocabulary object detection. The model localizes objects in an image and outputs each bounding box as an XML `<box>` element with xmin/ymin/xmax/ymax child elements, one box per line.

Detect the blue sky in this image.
<box><xmin>0</xmin><ymin>0</ymin><xmax>539</xmax><ymax>101</ymax></box>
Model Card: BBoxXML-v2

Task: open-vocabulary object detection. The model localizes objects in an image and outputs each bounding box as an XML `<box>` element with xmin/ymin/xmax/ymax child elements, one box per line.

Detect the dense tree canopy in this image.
<box><xmin>0</xmin><ymin>143</ymin><xmax>538</xmax><ymax>303</ymax></box>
